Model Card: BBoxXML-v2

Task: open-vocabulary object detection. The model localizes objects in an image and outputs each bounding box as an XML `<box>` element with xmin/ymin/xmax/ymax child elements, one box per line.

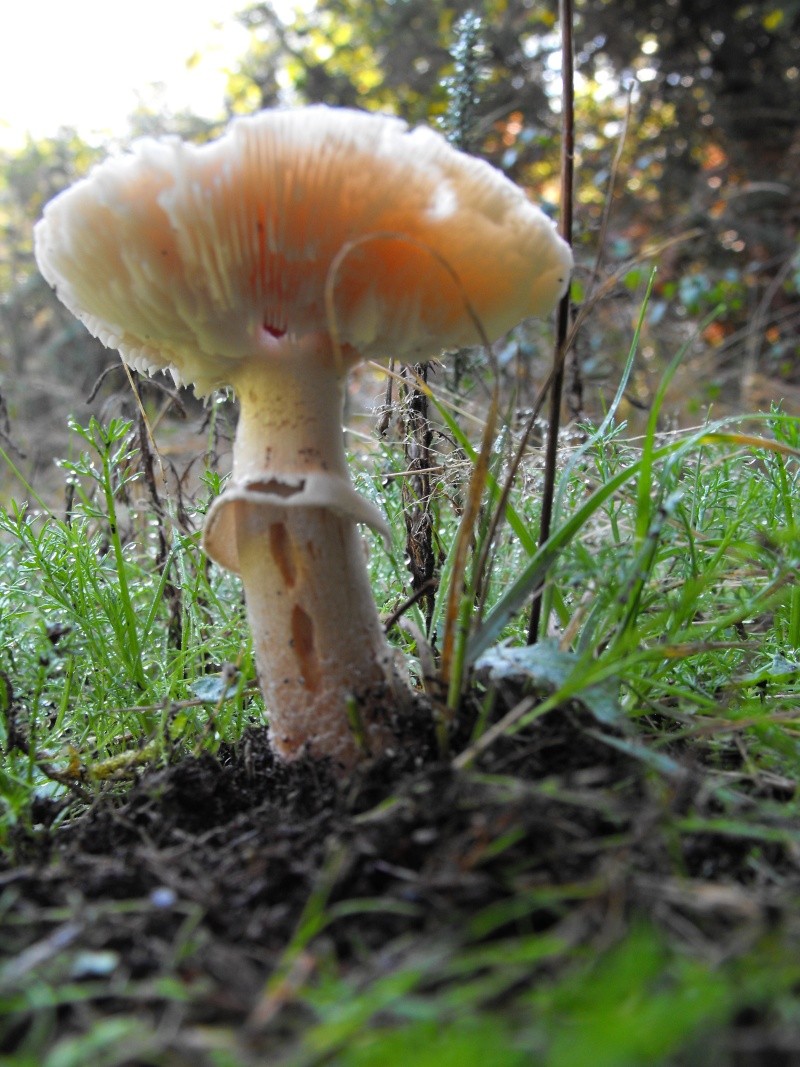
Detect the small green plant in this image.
<box><xmin>0</xmin><ymin>416</ymin><xmax>254</xmax><ymax>844</ymax></box>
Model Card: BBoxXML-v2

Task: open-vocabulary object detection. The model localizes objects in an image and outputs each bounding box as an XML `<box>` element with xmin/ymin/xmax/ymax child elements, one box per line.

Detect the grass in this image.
<box><xmin>0</xmin><ymin>415</ymin><xmax>255</xmax><ymax>821</ymax></box>
<box><xmin>1</xmin><ymin>348</ymin><xmax>800</xmax><ymax>1063</ymax></box>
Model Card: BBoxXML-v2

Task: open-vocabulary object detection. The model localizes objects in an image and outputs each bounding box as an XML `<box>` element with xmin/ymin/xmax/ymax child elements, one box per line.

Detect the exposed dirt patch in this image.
<box><xmin>2</xmin><ymin>699</ymin><xmax>799</xmax><ymax>1064</ymax></box>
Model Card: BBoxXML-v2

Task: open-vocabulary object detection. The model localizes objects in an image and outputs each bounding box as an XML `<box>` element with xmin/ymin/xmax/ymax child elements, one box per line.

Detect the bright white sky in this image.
<box><xmin>0</xmin><ymin>0</ymin><xmax>256</xmax><ymax>150</ymax></box>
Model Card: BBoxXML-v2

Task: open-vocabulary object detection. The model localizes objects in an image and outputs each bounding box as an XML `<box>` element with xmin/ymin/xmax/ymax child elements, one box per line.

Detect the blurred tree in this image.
<box><xmin>233</xmin><ymin>2</ymin><xmax>555</xmax><ymax>143</ymax></box>
<box><xmin>0</xmin><ymin>132</ymin><xmax>106</xmax><ymax>379</ymax></box>
<box><xmin>0</xmin><ymin>133</ymin><xmax>117</xmax><ymax>486</ymax></box>
<box><xmin>579</xmin><ymin>0</ymin><xmax>800</xmax><ymax>178</ymax></box>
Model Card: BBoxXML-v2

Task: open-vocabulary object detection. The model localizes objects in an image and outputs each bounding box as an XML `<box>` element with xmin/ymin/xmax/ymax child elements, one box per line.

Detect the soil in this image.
<box><xmin>2</xmin><ymin>694</ymin><xmax>800</xmax><ymax>1065</ymax></box>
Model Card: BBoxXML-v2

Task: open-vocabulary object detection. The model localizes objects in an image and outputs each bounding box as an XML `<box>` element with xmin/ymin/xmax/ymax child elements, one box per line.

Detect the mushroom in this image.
<box><xmin>34</xmin><ymin>106</ymin><xmax>573</xmax><ymax>771</ymax></box>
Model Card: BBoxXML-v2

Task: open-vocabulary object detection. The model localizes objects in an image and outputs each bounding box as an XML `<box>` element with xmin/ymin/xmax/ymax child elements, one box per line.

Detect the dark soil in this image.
<box><xmin>2</xmin><ymin>695</ymin><xmax>800</xmax><ymax>1065</ymax></box>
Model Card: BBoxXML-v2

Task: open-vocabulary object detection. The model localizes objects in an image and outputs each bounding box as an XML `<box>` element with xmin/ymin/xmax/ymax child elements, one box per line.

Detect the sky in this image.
<box><xmin>0</xmin><ymin>0</ymin><xmax>255</xmax><ymax>150</ymax></box>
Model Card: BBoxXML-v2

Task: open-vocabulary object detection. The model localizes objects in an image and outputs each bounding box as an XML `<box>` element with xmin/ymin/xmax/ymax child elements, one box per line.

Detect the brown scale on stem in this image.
<box><xmin>269</xmin><ymin>522</ymin><xmax>296</xmax><ymax>588</ymax></box>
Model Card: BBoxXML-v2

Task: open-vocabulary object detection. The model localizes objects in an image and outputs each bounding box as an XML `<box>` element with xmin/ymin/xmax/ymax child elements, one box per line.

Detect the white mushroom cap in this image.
<box><xmin>34</xmin><ymin>106</ymin><xmax>572</xmax><ymax>394</ymax></box>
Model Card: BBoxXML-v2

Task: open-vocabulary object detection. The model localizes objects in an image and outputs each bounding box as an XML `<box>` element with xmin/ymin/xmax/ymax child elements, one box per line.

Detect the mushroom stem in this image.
<box><xmin>229</xmin><ymin>334</ymin><xmax>353</xmax><ymax>484</ymax></box>
<box><xmin>203</xmin><ymin>333</ymin><xmax>406</xmax><ymax>769</ymax></box>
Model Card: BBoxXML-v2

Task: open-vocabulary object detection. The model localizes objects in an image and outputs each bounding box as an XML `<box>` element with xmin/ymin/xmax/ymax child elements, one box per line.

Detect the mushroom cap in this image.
<box><xmin>34</xmin><ymin>106</ymin><xmax>573</xmax><ymax>393</ymax></box>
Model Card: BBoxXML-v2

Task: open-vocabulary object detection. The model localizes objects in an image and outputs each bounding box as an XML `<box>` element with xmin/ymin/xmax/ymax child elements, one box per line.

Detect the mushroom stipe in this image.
<box><xmin>34</xmin><ymin>105</ymin><xmax>573</xmax><ymax>772</ymax></box>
